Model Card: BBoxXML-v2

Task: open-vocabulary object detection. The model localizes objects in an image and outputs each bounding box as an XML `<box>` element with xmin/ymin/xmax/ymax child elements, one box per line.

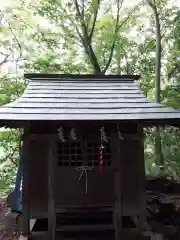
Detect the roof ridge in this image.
<box><xmin>24</xmin><ymin>73</ymin><xmax>140</xmax><ymax>81</ymax></box>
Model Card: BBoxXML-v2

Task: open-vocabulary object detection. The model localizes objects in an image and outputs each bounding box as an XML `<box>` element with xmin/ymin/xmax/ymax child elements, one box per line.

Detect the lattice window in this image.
<box><xmin>57</xmin><ymin>141</ymin><xmax>112</xmax><ymax>167</ymax></box>
<box><xmin>57</xmin><ymin>142</ymin><xmax>83</xmax><ymax>167</ymax></box>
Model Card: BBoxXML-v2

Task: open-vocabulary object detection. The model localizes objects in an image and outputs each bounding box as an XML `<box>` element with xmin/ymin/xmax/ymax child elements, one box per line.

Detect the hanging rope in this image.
<box><xmin>76</xmin><ymin>164</ymin><xmax>92</xmax><ymax>195</ymax></box>
<box><xmin>100</xmin><ymin>126</ymin><xmax>108</xmax><ymax>143</ymax></box>
<box><xmin>70</xmin><ymin>128</ymin><xmax>77</xmax><ymax>141</ymax></box>
<box><xmin>100</xmin><ymin>126</ymin><xmax>106</xmax><ymax>175</ymax></box>
<box><xmin>117</xmin><ymin>125</ymin><xmax>124</xmax><ymax>140</ymax></box>
<box><xmin>57</xmin><ymin>126</ymin><xmax>65</xmax><ymax>142</ymax></box>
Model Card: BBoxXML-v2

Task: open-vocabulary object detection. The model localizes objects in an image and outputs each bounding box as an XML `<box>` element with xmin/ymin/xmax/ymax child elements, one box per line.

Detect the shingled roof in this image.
<box><xmin>0</xmin><ymin>74</ymin><xmax>180</xmax><ymax>125</ymax></box>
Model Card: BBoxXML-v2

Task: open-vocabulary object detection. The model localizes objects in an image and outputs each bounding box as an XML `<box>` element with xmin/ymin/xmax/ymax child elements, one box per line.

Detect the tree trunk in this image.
<box><xmin>154</xmin><ymin>126</ymin><xmax>164</xmax><ymax>169</ymax></box>
<box><xmin>147</xmin><ymin>0</ymin><xmax>164</xmax><ymax>170</ymax></box>
<box><xmin>154</xmin><ymin>4</ymin><xmax>161</xmax><ymax>103</ymax></box>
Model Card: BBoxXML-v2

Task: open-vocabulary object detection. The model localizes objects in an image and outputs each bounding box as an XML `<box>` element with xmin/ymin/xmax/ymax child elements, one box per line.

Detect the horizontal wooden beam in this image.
<box><xmin>56</xmin><ymin>224</ymin><xmax>114</xmax><ymax>232</ymax></box>
<box><xmin>23</xmin><ymin>133</ymin><xmax>141</xmax><ymax>141</ymax></box>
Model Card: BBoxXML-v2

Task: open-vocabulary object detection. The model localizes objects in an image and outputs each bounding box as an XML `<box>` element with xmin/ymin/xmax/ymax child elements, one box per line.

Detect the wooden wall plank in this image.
<box><xmin>29</xmin><ymin>139</ymin><xmax>48</xmax><ymax>217</ymax></box>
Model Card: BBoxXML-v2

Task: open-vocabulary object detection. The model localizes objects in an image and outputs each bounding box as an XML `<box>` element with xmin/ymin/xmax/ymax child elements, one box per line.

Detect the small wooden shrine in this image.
<box><xmin>1</xmin><ymin>74</ymin><xmax>180</xmax><ymax>240</ymax></box>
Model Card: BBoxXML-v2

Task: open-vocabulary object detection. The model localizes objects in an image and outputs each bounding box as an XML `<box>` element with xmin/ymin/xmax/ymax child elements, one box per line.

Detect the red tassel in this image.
<box><xmin>100</xmin><ymin>162</ymin><xmax>103</xmax><ymax>175</ymax></box>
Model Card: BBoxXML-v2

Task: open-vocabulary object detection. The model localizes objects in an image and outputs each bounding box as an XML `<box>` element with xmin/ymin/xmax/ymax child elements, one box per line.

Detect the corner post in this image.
<box><xmin>48</xmin><ymin>136</ymin><xmax>56</xmax><ymax>240</ymax></box>
<box><xmin>137</xmin><ymin>124</ymin><xmax>146</xmax><ymax>233</ymax></box>
<box><xmin>111</xmin><ymin>130</ymin><xmax>122</xmax><ymax>240</ymax></box>
<box><xmin>22</xmin><ymin>125</ymin><xmax>30</xmax><ymax>237</ymax></box>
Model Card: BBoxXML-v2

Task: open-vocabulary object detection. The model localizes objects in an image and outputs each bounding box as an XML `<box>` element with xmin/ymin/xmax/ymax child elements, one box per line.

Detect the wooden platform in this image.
<box><xmin>21</xmin><ymin>230</ymin><xmax>155</xmax><ymax>240</ymax></box>
<box><xmin>19</xmin><ymin>212</ymin><xmax>158</xmax><ymax>240</ymax></box>
<box><xmin>19</xmin><ymin>208</ymin><xmax>164</xmax><ymax>240</ymax></box>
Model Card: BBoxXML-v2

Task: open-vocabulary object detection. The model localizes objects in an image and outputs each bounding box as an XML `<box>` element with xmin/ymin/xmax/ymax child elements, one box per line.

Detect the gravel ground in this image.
<box><xmin>0</xmin><ymin>198</ymin><xmax>20</xmax><ymax>240</ymax></box>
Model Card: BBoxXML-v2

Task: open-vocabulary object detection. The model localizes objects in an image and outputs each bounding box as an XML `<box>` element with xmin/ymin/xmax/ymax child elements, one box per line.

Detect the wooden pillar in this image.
<box><xmin>48</xmin><ymin>137</ymin><xmax>56</xmax><ymax>240</ymax></box>
<box><xmin>137</xmin><ymin>124</ymin><xmax>146</xmax><ymax>232</ymax></box>
<box><xmin>22</xmin><ymin>129</ymin><xmax>30</xmax><ymax>237</ymax></box>
<box><xmin>111</xmin><ymin>131</ymin><xmax>122</xmax><ymax>240</ymax></box>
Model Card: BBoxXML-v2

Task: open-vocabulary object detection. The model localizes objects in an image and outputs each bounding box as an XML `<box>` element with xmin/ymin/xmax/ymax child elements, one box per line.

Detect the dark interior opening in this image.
<box><xmin>32</xmin><ymin>214</ymin><xmax>135</xmax><ymax>232</ymax></box>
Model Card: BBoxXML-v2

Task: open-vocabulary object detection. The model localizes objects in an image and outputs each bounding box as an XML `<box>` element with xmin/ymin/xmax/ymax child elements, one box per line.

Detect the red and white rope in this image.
<box><xmin>100</xmin><ymin>142</ymin><xmax>103</xmax><ymax>175</ymax></box>
<box><xmin>100</xmin><ymin>127</ymin><xmax>105</xmax><ymax>175</ymax></box>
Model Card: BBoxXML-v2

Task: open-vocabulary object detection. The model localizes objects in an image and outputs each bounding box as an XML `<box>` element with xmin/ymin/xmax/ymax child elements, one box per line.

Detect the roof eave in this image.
<box><xmin>24</xmin><ymin>73</ymin><xmax>141</xmax><ymax>81</ymax></box>
<box><xmin>1</xmin><ymin>118</ymin><xmax>180</xmax><ymax>129</ymax></box>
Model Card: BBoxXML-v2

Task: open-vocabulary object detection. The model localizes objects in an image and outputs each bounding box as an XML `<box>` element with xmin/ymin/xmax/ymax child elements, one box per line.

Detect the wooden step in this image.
<box><xmin>56</xmin><ymin>224</ymin><xmax>114</xmax><ymax>232</ymax></box>
<box><xmin>121</xmin><ymin>229</ymin><xmax>151</xmax><ymax>240</ymax></box>
<box><xmin>28</xmin><ymin>230</ymin><xmax>151</xmax><ymax>240</ymax></box>
<box><xmin>28</xmin><ymin>231</ymin><xmax>114</xmax><ymax>240</ymax></box>
<box><xmin>56</xmin><ymin>212</ymin><xmax>112</xmax><ymax>225</ymax></box>
<box><xmin>31</xmin><ymin>206</ymin><xmax>113</xmax><ymax>219</ymax></box>
<box><xmin>56</xmin><ymin>205</ymin><xmax>113</xmax><ymax>214</ymax></box>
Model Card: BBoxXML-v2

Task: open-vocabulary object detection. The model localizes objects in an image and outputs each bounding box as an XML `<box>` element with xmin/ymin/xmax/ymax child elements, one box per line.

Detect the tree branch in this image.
<box><xmin>102</xmin><ymin>1</ymin><xmax>143</xmax><ymax>73</ymax></box>
<box><xmin>102</xmin><ymin>42</ymin><xmax>115</xmax><ymax>74</ymax></box>
<box><xmin>147</xmin><ymin>0</ymin><xmax>161</xmax><ymax>103</ymax></box>
<box><xmin>102</xmin><ymin>48</ymin><xmax>107</xmax><ymax>66</ymax></box>
<box><xmin>121</xmin><ymin>47</ymin><xmax>129</xmax><ymax>73</ymax></box>
<box><xmin>54</xmin><ymin>7</ymin><xmax>84</xmax><ymax>47</ymax></box>
<box><xmin>8</xmin><ymin>23</ymin><xmax>22</xmax><ymax>60</ymax></box>
<box><xmin>76</xmin><ymin>69</ymin><xmax>81</xmax><ymax>74</ymax></box>
<box><xmin>167</xmin><ymin>63</ymin><xmax>180</xmax><ymax>80</ymax></box>
<box><xmin>116</xmin><ymin>1</ymin><xmax>143</xmax><ymax>33</ymax></box>
<box><xmin>74</xmin><ymin>0</ymin><xmax>89</xmax><ymax>38</ymax></box>
<box><xmin>102</xmin><ymin>0</ymin><xmax>123</xmax><ymax>73</ymax></box>
<box><xmin>0</xmin><ymin>55</ymin><xmax>9</xmax><ymax>67</ymax></box>
<box><xmin>0</xmin><ymin>11</ymin><xmax>3</xmax><ymax>25</ymax></box>
<box><xmin>81</xmin><ymin>0</ymin><xmax>85</xmax><ymax>21</ymax></box>
<box><xmin>74</xmin><ymin>0</ymin><xmax>101</xmax><ymax>73</ymax></box>
<box><xmin>0</xmin><ymin>147</ymin><xmax>18</xmax><ymax>166</ymax></box>
<box><xmin>89</xmin><ymin>0</ymin><xmax>100</xmax><ymax>42</ymax></box>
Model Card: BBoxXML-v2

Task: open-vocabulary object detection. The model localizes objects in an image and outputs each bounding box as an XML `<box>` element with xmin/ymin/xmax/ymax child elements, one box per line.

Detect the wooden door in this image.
<box><xmin>55</xmin><ymin>138</ymin><xmax>114</xmax><ymax>207</ymax></box>
<box><xmin>84</xmin><ymin>140</ymin><xmax>114</xmax><ymax>205</ymax></box>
